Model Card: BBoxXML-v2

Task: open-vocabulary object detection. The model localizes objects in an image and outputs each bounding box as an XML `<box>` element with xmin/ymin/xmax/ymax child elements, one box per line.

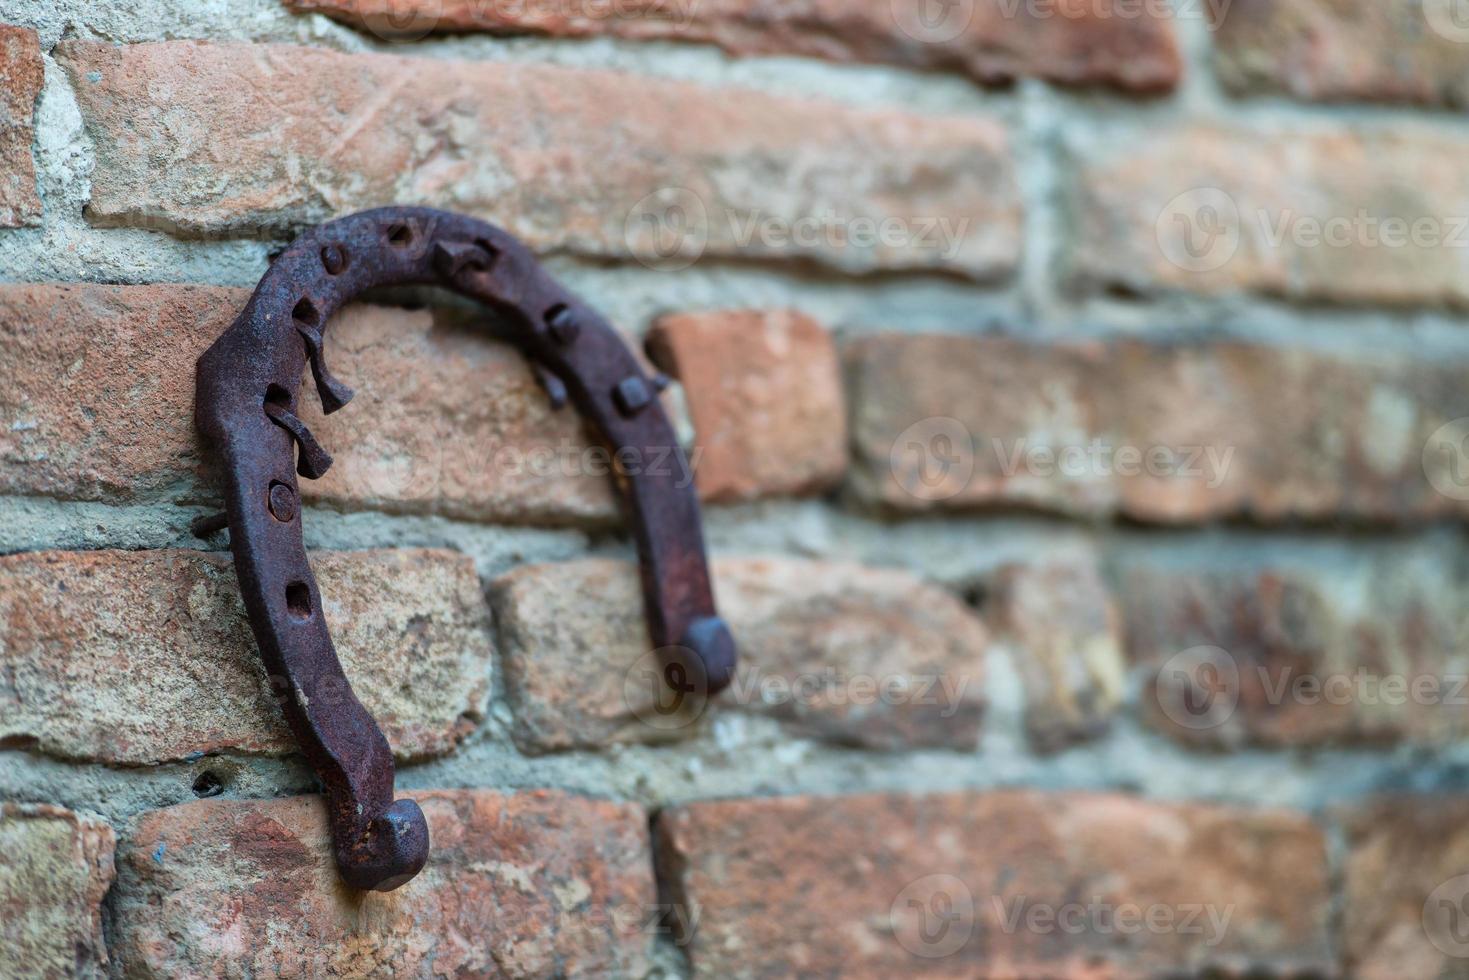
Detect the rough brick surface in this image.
<box><xmin>58</xmin><ymin>40</ymin><xmax>1019</xmax><ymax>277</ymax></box>
<box><xmin>846</xmin><ymin>332</ymin><xmax>1469</xmax><ymax>522</ymax></box>
<box><xmin>0</xmin><ymin>25</ymin><xmax>42</xmax><ymax>227</ymax></box>
<box><xmin>657</xmin><ymin>791</ymin><xmax>1333</xmax><ymax>977</ymax></box>
<box><xmin>985</xmin><ymin>559</ymin><xmax>1124</xmax><ymax>751</ymax></box>
<box><xmin>0</xmin><ymin>804</ymin><xmax>115</xmax><ymax>980</ymax></box>
<box><xmin>491</xmin><ymin>557</ymin><xmax>988</xmax><ymax>752</ymax></box>
<box><xmin>1071</xmin><ymin>124</ymin><xmax>1469</xmax><ymax>306</ymax></box>
<box><xmin>0</xmin><ymin>284</ymin><xmax>613</xmax><ymax>522</ymax></box>
<box><xmin>1120</xmin><ymin>550</ymin><xmax>1469</xmax><ymax>749</ymax></box>
<box><xmin>1341</xmin><ymin>796</ymin><xmax>1469</xmax><ymax>979</ymax></box>
<box><xmin>647</xmin><ymin>310</ymin><xmax>846</xmax><ymax>502</ymax></box>
<box><xmin>0</xmin><ymin>548</ymin><xmax>493</xmax><ymax>763</ymax></box>
<box><xmin>110</xmin><ymin>790</ymin><xmax>654</xmax><ymax>978</ymax></box>
<box><xmin>287</xmin><ymin>0</ymin><xmax>1181</xmax><ymax>93</ymax></box>
<box><xmin>1214</xmin><ymin>0</ymin><xmax>1469</xmax><ymax>108</ymax></box>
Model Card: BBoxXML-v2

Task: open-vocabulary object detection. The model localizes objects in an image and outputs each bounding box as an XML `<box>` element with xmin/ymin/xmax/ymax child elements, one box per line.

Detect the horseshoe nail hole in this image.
<box><xmin>386</xmin><ymin>223</ymin><xmax>414</xmax><ymax>247</ymax></box>
<box><xmin>285</xmin><ymin>581</ymin><xmax>313</xmax><ymax>622</ymax></box>
<box><xmin>192</xmin><ymin>771</ymin><xmax>226</xmax><ymax>798</ymax></box>
<box><xmin>475</xmin><ymin>238</ymin><xmax>500</xmax><ymax>266</ymax></box>
<box><xmin>292</xmin><ymin>297</ymin><xmax>320</xmax><ymax>328</ymax></box>
<box><xmin>264</xmin><ymin>384</ymin><xmax>293</xmax><ymax>411</ymax></box>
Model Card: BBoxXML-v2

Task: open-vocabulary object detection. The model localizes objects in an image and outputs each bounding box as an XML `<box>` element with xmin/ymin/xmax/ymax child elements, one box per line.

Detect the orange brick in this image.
<box><xmin>0</xmin><ymin>25</ymin><xmax>42</xmax><ymax>227</ymax></box>
<box><xmin>647</xmin><ymin>310</ymin><xmax>846</xmax><ymax>502</ymax></box>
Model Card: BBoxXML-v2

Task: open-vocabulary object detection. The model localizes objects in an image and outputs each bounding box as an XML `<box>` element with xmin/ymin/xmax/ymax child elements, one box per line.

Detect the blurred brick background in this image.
<box><xmin>5</xmin><ymin>0</ymin><xmax>1469</xmax><ymax>976</ymax></box>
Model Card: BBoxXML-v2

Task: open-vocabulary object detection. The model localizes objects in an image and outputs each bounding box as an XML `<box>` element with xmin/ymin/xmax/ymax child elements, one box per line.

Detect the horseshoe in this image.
<box><xmin>194</xmin><ymin>207</ymin><xmax>736</xmax><ymax>891</ymax></box>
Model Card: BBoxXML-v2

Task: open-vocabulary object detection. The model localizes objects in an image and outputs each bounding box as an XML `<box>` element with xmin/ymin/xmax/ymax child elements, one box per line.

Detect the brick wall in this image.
<box><xmin>4</xmin><ymin>1</ymin><xmax>1469</xmax><ymax>976</ymax></box>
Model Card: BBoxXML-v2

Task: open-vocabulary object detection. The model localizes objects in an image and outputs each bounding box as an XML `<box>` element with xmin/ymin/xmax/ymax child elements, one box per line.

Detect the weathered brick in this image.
<box><xmin>0</xmin><ymin>284</ymin><xmax>612</xmax><ymax>522</ymax></box>
<box><xmin>1120</xmin><ymin>547</ymin><xmax>1469</xmax><ymax>749</ymax></box>
<box><xmin>647</xmin><ymin>310</ymin><xmax>846</xmax><ymax>502</ymax></box>
<box><xmin>0</xmin><ymin>804</ymin><xmax>115</xmax><ymax>979</ymax></box>
<box><xmin>491</xmin><ymin>556</ymin><xmax>987</xmax><ymax>752</ymax></box>
<box><xmin>58</xmin><ymin>40</ymin><xmax>1018</xmax><ymax>277</ymax></box>
<box><xmin>1341</xmin><ymin>796</ymin><xmax>1469</xmax><ymax>979</ymax></box>
<box><xmin>846</xmin><ymin>332</ymin><xmax>1469</xmax><ymax>522</ymax></box>
<box><xmin>984</xmin><ymin>558</ymin><xmax>1124</xmax><ymax>751</ymax></box>
<box><xmin>110</xmin><ymin>790</ymin><xmax>654</xmax><ymax>978</ymax></box>
<box><xmin>0</xmin><ymin>548</ymin><xmax>492</xmax><ymax>763</ymax></box>
<box><xmin>1213</xmin><ymin>0</ymin><xmax>1469</xmax><ymax>108</ymax></box>
<box><xmin>287</xmin><ymin>0</ymin><xmax>1181</xmax><ymax>93</ymax></box>
<box><xmin>0</xmin><ymin>25</ymin><xmax>42</xmax><ymax>227</ymax></box>
<box><xmin>1070</xmin><ymin>124</ymin><xmax>1469</xmax><ymax>307</ymax></box>
<box><xmin>657</xmin><ymin>790</ymin><xmax>1332</xmax><ymax>977</ymax></box>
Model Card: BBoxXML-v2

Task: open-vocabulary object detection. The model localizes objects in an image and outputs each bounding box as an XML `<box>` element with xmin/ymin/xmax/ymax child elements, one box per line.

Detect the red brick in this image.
<box><xmin>491</xmin><ymin>556</ymin><xmax>988</xmax><ymax>752</ymax></box>
<box><xmin>1341</xmin><ymin>796</ymin><xmax>1469</xmax><ymax>979</ymax></box>
<box><xmin>57</xmin><ymin>40</ymin><xmax>1018</xmax><ymax>277</ymax></box>
<box><xmin>0</xmin><ymin>25</ymin><xmax>42</xmax><ymax>227</ymax></box>
<box><xmin>0</xmin><ymin>548</ymin><xmax>493</xmax><ymax>763</ymax></box>
<box><xmin>0</xmin><ymin>284</ymin><xmax>612</xmax><ymax>522</ymax></box>
<box><xmin>1120</xmin><ymin>550</ymin><xmax>1469</xmax><ymax>749</ymax></box>
<box><xmin>0</xmin><ymin>804</ymin><xmax>115</xmax><ymax>979</ymax></box>
<box><xmin>846</xmin><ymin>332</ymin><xmax>1469</xmax><ymax>523</ymax></box>
<box><xmin>287</xmin><ymin>0</ymin><xmax>1181</xmax><ymax>93</ymax></box>
<box><xmin>1071</xmin><ymin>124</ymin><xmax>1469</xmax><ymax>307</ymax></box>
<box><xmin>110</xmin><ymin>790</ymin><xmax>654</xmax><ymax>978</ymax></box>
<box><xmin>985</xmin><ymin>558</ymin><xmax>1124</xmax><ymax>751</ymax></box>
<box><xmin>647</xmin><ymin>309</ymin><xmax>846</xmax><ymax>502</ymax></box>
<box><xmin>1213</xmin><ymin>0</ymin><xmax>1469</xmax><ymax>108</ymax></box>
<box><xmin>657</xmin><ymin>790</ymin><xmax>1332</xmax><ymax>977</ymax></box>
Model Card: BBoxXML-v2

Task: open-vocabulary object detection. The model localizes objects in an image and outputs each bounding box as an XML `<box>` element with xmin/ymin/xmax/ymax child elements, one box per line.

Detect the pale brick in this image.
<box><xmin>58</xmin><ymin>40</ymin><xmax>1018</xmax><ymax>277</ymax></box>
<box><xmin>657</xmin><ymin>791</ymin><xmax>1333</xmax><ymax>977</ymax></box>
<box><xmin>0</xmin><ymin>804</ymin><xmax>115</xmax><ymax>980</ymax></box>
<box><xmin>647</xmin><ymin>309</ymin><xmax>846</xmax><ymax>502</ymax></box>
<box><xmin>1070</xmin><ymin>124</ymin><xmax>1469</xmax><ymax>306</ymax></box>
<box><xmin>0</xmin><ymin>25</ymin><xmax>42</xmax><ymax>227</ymax></box>
<box><xmin>1214</xmin><ymin>0</ymin><xmax>1469</xmax><ymax>108</ymax></box>
<box><xmin>0</xmin><ymin>284</ymin><xmax>613</xmax><ymax>522</ymax></box>
<box><xmin>1120</xmin><ymin>546</ymin><xmax>1469</xmax><ymax>749</ymax></box>
<box><xmin>0</xmin><ymin>548</ymin><xmax>493</xmax><ymax>763</ymax></box>
<box><xmin>110</xmin><ymin>790</ymin><xmax>654</xmax><ymax>978</ymax></box>
<box><xmin>1341</xmin><ymin>796</ymin><xmax>1469</xmax><ymax>980</ymax></box>
<box><xmin>490</xmin><ymin>556</ymin><xmax>987</xmax><ymax>752</ymax></box>
<box><xmin>846</xmin><ymin>332</ymin><xmax>1469</xmax><ymax>522</ymax></box>
<box><xmin>985</xmin><ymin>558</ymin><xmax>1125</xmax><ymax>751</ymax></box>
<box><xmin>287</xmin><ymin>0</ymin><xmax>1181</xmax><ymax>93</ymax></box>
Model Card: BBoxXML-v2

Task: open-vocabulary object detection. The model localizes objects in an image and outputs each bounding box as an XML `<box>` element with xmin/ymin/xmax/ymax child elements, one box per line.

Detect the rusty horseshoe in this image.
<box><xmin>194</xmin><ymin>207</ymin><xmax>736</xmax><ymax>891</ymax></box>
